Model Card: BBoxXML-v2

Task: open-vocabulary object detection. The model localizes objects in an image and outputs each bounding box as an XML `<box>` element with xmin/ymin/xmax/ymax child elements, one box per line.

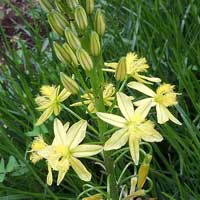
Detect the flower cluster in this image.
<box><xmin>30</xmin><ymin>0</ymin><xmax>182</xmax><ymax>198</ymax></box>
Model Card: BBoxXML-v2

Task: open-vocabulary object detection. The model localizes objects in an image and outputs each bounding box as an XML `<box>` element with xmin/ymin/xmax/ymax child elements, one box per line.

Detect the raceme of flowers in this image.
<box><xmin>30</xmin><ymin>0</ymin><xmax>182</xmax><ymax>198</ymax></box>
<box><xmin>31</xmin><ymin>51</ymin><xmax>181</xmax><ymax>184</ymax></box>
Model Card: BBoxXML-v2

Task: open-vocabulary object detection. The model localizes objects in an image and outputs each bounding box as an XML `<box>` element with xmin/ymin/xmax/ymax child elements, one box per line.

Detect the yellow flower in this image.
<box><xmin>104</xmin><ymin>52</ymin><xmax>161</xmax><ymax>84</ymax></box>
<box><xmin>30</xmin><ymin>135</ymin><xmax>47</xmax><ymax>164</ymax></box>
<box><xmin>34</xmin><ymin>118</ymin><xmax>102</xmax><ymax>185</ymax></box>
<box><xmin>71</xmin><ymin>83</ymin><xmax>115</xmax><ymax>113</ymax></box>
<box><xmin>97</xmin><ymin>92</ymin><xmax>163</xmax><ymax>165</ymax></box>
<box><xmin>35</xmin><ymin>85</ymin><xmax>71</xmax><ymax>126</ymax></box>
<box><xmin>127</xmin><ymin>81</ymin><xmax>182</xmax><ymax>125</ymax></box>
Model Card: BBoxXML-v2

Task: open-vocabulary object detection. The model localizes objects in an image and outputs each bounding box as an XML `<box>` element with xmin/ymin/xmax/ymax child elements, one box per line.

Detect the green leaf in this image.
<box><xmin>25</xmin><ymin>124</ymin><xmax>48</xmax><ymax>137</ymax></box>
<box><xmin>6</xmin><ymin>156</ymin><xmax>18</xmax><ymax>173</ymax></box>
<box><xmin>11</xmin><ymin>161</ymin><xmax>28</xmax><ymax>177</ymax></box>
<box><xmin>0</xmin><ymin>158</ymin><xmax>6</xmax><ymax>183</ymax></box>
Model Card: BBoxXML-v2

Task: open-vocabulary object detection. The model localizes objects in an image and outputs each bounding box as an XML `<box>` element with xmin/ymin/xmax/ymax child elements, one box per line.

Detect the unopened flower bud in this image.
<box><xmin>67</xmin><ymin>0</ymin><xmax>79</xmax><ymax>10</ymax></box>
<box><xmin>94</xmin><ymin>9</ymin><xmax>106</xmax><ymax>36</ymax></box>
<box><xmin>137</xmin><ymin>154</ymin><xmax>152</xmax><ymax>189</ymax></box>
<box><xmin>65</xmin><ymin>28</ymin><xmax>82</xmax><ymax>51</ymax></box>
<box><xmin>38</xmin><ymin>0</ymin><xmax>53</xmax><ymax>13</ymax></box>
<box><xmin>85</xmin><ymin>0</ymin><xmax>94</xmax><ymax>15</ymax></box>
<box><xmin>74</xmin><ymin>6</ymin><xmax>88</xmax><ymax>30</ymax></box>
<box><xmin>69</xmin><ymin>21</ymin><xmax>78</xmax><ymax>34</ymax></box>
<box><xmin>115</xmin><ymin>57</ymin><xmax>127</xmax><ymax>81</ymax></box>
<box><xmin>76</xmin><ymin>48</ymin><xmax>93</xmax><ymax>71</ymax></box>
<box><xmin>60</xmin><ymin>73</ymin><xmax>79</xmax><ymax>94</ymax></box>
<box><xmin>53</xmin><ymin>42</ymin><xmax>70</xmax><ymax>64</ymax></box>
<box><xmin>63</xmin><ymin>43</ymin><xmax>79</xmax><ymax>67</ymax></box>
<box><xmin>90</xmin><ymin>31</ymin><xmax>101</xmax><ymax>56</ymax></box>
<box><xmin>48</xmin><ymin>11</ymin><xmax>69</xmax><ymax>35</ymax></box>
<box><xmin>55</xmin><ymin>0</ymin><xmax>66</xmax><ymax>13</ymax></box>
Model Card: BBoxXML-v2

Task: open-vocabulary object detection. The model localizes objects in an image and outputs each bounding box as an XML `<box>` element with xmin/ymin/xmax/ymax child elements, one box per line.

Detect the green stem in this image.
<box><xmin>62</xmin><ymin>105</ymin><xmax>99</xmax><ymax>135</ymax></box>
<box><xmin>89</xmin><ymin>55</ymin><xmax>119</xmax><ymax>200</ymax></box>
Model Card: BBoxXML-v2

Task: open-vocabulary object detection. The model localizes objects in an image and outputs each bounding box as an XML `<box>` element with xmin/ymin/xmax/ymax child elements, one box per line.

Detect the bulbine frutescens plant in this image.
<box><xmin>30</xmin><ymin>0</ymin><xmax>182</xmax><ymax>199</ymax></box>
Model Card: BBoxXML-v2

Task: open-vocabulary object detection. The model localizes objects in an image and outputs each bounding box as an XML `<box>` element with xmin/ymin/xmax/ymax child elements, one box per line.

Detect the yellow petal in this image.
<box><xmin>70</xmin><ymin>157</ymin><xmax>91</xmax><ymax>181</ymax></box>
<box><xmin>126</xmin><ymin>52</ymin><xmax>138</xmax><ymax>70</ymax></box>
<box><xmin>72</xmin><ymin>145</ymin><xmax>103</xmax><ymax>157</ymax></box>
<box><xmin>103</xmin><ymin>83</ymin><xmax>115</xmax><ymax>98</ymax></box>
<box><xmin>56</xmin><ymin>159</ymin><xmax>70</xmax><ymax>185</ymax></box>
<box><xmin>70</xmin><ymin>101</ymin><xmax>84</xmax><ymax>107</ymax></box>
<box><xmin>117</xmin><ymin>92</ymin><xmax>134</xmax><ymax>120</ymax></box>
<box><xmin>57</xmin><ymin>170</ymin><xmax>68</xmax><ymax>186</ymax></box>
<box><xmin>40</xmin><ymin>85</ymin><xmax>55</xmax><ymax>96</ymax></box>
<box><xmin>36</xmin><ymin>100</ymin><xmax>52</xmax><ymax>111</ymax></box>
<box><xmin>134</xmin><ymin>98</ymin><xmax>154</xmax><ymax>107</ymax></box>
<box><xmin>156</xmin><ymin>104</ymin><xmax>169</xmax><ymax>124</ymax></box>
<box><xmin>104</xmin><ymin>129</ymin><xmax>129</xmax><ymax>151</ymax></box>
<box><xmin>162</xmin><ymin>106</ymin><xmax>182</xmax><ymax>125</ymax></box>
<box><xmin>66</xmin><ymin>120</ymin><xmax>87</xmax><ymax>149</ymax></box>
<box><xmin>53</xmin><ymin>118</ymin><xmax>66</xmax><ymax>145</ymax></box>
<box><xmin>37</xmin><ymin>146</ymin><xmax>54</xmax><ymax>159</ymax></box>
<box><xmin>129</xmin><ymin>135</ymin><xmax>140</xmax><ymax>165</ymax></box>
<box><xmin>54</xmin><ymin>104</ymin><xmax>61</xmax><ymax>116</ymax></box>
<box><xmin>127</xmin><ymin>81</ymin><xmax>156</xmax><ymax>97</ymax></box>
<box><xmin>47</xmin><ymin>165</ymin><xmax>53</xmax><ymax>186</ymax></box>
<box><xmin>104</xmin><ymin>62</ymin><xmax>118</xmax><ymax>69</ymax></box>
<box><xmin>134</xmin><ymin>98</ymin><xmax>154</xmax><ymax>119</ymax></box>
<box><xmin>35</xmin><ymin>107</ymin><xmax>53</xmax><ymax>126</ymax></box>
<box><xmin>50</xmin><ymin>86</ymin><xmax>60</xmax><ymax>101</ymax></box>
<box><xmin>87</xmin><ymin>103</ymin><xmax>97</xmax><ymax>113</ymax></box>
<box><xmin>139</xmin><ymin>121</ymin><xmax>163</xmax><ymax>142</ymax></box>
<box><xmin>97</xmin><ymin>112</ymin><xmax>127</xmax><ymax>128</ymax></box>
<box><xmin>64</xmin><ymin>122</ymin><xmax>70</xmax><ymax>132</ymax></box>
<box><xmin>102</xmin><ymin>68</ymin><xmax>115</xmax><ymax>73</ymax></box>
<box><xmin>58</xmin><ymin>88</ymin><xmax>71</xmax><ymax>102</ymax></box>
<box><xmin>138</xmin><ymin>74</ymin><xmax>161</xmax><ymax>83</ymax></box>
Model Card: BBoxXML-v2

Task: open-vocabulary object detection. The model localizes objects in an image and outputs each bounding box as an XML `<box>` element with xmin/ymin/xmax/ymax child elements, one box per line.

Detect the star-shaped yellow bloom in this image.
<box><xmin>127</xmin><ymin>81</ymin><xmax>182</xmax><ymax>125</ymax></box>
<box><xmin>30</xmin><ymin>118</ymin><xmax>102</xmax><ymax>185</ymax></box>
<box><xmin>35</xmin><ymin>85</ymin><xmax>71</xmax><ymax>126</ymax></box>
<box><xmin>97</xmin><ymin>92</ymin><xmax>163</xmax><ymax>165</ymax></box>
<box><xmin>104</xmin><ymin>52</ymin><xmax>161</xmax><ymax>84</ymax></box>
<box><xmin>71</xmin><ymin>83</ymin><xmax>115</xmax><ymax>113</ymax></box>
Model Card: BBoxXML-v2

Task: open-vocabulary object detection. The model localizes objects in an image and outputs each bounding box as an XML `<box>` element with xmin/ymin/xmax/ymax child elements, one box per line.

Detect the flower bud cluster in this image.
<box><xmin>41</xmin><ymin>0</ymin><xmax>105</xmax><ymax>74</ymax></box>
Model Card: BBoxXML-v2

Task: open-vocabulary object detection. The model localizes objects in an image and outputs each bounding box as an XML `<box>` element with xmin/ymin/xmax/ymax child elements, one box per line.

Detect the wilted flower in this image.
<box><xmin>97</xmin><ymin>92</ymin><xmax>163</xmax><ymax>165</ymax></box>
<box><xmin>30</xmin><ymin>135</ymin><xmax>47</xmax><ymax>164</ymax></box>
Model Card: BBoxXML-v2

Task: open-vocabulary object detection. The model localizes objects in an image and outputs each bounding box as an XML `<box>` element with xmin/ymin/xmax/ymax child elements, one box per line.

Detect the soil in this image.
<box><xmin>0</xmin><ymin>0</ymin><xmax>44</xmax><ymax>52</ymax></box>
